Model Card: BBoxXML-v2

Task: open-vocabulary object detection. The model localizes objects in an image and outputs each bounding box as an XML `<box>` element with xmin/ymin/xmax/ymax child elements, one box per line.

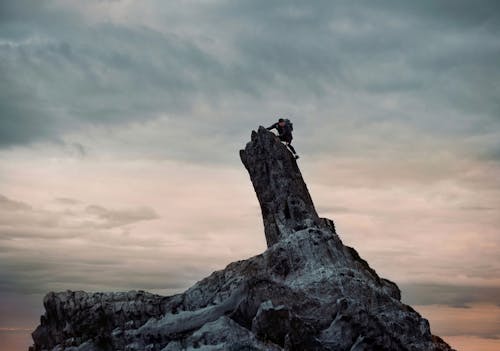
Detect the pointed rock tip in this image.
<box><xmin>251</xmin><ymin>130</ymin><xmax>257</xmax><ymax>141</ymax></box>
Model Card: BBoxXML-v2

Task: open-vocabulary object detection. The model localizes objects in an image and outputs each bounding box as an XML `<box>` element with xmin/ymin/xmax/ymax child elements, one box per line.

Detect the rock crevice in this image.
<box><xmin>30</xmin><ymin>127</ymin><xmax>454</xmax><ymax>351</ymax></box>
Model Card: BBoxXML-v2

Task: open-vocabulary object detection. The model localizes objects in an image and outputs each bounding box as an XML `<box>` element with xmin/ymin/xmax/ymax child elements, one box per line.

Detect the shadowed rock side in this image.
<box><xmin>240</xmin><ymin>127</ymin><xmax>322</xmax><ymax>247</ymax></box>
<box><xmin>30</xmin><ymin>127</ymin><xmax>454</xmax><ymax>351</ymax></box>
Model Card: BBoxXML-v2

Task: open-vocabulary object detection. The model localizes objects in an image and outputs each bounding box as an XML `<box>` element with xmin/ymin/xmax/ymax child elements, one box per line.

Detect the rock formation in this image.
<box><xmin>30</xmin><ymin>126</ymin><xmax>454</xmax><ymax>351</ymax></box>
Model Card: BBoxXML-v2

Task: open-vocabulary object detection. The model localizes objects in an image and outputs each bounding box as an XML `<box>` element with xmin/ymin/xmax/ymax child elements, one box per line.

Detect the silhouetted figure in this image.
<box><xmin>266</xmin><ymin>118</ymin><xmax>299</xmax><ymax>159</ymax></box>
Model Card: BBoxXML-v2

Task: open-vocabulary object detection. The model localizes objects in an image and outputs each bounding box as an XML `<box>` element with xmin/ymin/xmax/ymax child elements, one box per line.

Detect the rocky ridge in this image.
<box><xmin>30</xmin><ymin>126</ymin><xmax>454</xmax><ymax>351</ymax></box>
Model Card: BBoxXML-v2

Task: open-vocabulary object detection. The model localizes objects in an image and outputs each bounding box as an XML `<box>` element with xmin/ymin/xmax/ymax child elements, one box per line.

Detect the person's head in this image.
<box><xmin>278</xmin><ymin>118</ymin><xmax>285</xmax><ymax>127</ymax></box>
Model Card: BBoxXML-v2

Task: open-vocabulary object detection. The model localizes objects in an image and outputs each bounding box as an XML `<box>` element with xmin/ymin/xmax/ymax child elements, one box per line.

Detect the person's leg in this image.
<box><xmin>279</xmin><ymin>136</ymin><xmax>299</xmax><ymax>158</ymax></box>
<box><xmin>286</xmin><ymin>142</ymin><xmax>297</xmax><ymax>155</ymax></box>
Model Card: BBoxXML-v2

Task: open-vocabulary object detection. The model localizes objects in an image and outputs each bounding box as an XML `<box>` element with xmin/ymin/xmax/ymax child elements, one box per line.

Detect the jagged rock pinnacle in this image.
<box><xmin>240</xmin><ymin>126</ymin><xmax>322</xmax><ymax>247</ymax></box>
<box><xmin>29</xmin><ymin>128</ymin><xmax>455</xmax><ymax>351</ymax></box>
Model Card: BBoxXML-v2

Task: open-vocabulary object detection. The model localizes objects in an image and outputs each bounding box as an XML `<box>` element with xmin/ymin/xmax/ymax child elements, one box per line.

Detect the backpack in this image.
<box><xmin>284</xmin><ymin>118</ymin><xmax>293</xmax><ymax>131</ymax></box>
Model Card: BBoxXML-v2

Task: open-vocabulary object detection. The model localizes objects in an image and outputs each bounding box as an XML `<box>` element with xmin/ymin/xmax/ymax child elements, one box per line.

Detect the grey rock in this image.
<box><xmin>30</xmin><ymin>127</ymin><xmax>454</xmax><ymax>351</ymax></box>
<box><xmin>240</xmin><ymin>127</ymin><xmax>322</xmax><ymax>247</ymax></box>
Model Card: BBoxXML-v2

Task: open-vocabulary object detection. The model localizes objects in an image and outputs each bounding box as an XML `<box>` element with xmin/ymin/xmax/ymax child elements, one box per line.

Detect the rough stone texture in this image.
<box><xmin>30</xmin><ymin>126</ymin><xmax>455</xmax><ymax>351</ymax></box>
<box><xmin>240</xmin><ymin>127</ymin><xmax>322</xmax><ymax>247</ymax></box>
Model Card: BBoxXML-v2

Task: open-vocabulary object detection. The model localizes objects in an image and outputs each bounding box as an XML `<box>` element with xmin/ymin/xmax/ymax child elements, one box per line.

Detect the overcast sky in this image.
<box><xmin>1</xmin><ymin>1</ymin><xmax>499</xmax><ymax>350</ymax></box>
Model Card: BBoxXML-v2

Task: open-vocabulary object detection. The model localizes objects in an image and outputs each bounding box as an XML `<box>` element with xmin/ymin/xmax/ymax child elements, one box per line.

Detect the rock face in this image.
<box><xmin>240</xmin><ymin>128</ymin><xmax>322</xmax><ymax>247</ymax></box>
<box><xmin>30</xmin><ymin>126</ymin><xmax>454</xmax><ymax>351</ymax></box>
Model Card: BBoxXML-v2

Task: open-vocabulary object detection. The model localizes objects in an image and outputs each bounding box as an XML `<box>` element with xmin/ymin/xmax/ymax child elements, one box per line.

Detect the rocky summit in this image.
<box><xmin>30</xmin><ymin>126</ymin><xmax>454</xmax><ymax>351</ymax></box>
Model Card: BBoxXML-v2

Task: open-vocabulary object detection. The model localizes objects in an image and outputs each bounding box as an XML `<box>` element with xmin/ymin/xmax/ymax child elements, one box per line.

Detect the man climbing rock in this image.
<box><xmin>266</xmin><ymin>118</ymin><xmax>299</xmax><ymax>159</ymax></box>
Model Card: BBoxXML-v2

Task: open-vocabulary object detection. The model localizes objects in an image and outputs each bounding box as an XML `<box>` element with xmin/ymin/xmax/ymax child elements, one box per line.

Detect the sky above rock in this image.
<box><xmin>1</xmin><ymin>1</ymin><xmax>499</xmax><ymax>350</ymax></box>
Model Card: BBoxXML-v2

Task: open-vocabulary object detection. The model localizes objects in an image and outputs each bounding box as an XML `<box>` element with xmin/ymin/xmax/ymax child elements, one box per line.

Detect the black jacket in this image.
<box><xmin>266</xmin><ymin>122</ymin><xmax>293</xmax><ymax>141</ymax></box>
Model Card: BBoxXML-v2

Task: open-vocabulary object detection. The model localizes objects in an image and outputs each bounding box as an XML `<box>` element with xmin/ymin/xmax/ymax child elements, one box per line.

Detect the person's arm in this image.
<box><xmin>266</xmin><ymin>122</ymin><xmax>278</xmax><ymax>131</ymax></box>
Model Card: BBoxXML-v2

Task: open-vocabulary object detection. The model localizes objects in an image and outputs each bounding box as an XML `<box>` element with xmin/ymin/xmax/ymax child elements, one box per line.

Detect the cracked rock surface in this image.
<box><xmin>30</xmin><ymin>127</ymin><xmax>454</xmax><ymax>351</ymax></box>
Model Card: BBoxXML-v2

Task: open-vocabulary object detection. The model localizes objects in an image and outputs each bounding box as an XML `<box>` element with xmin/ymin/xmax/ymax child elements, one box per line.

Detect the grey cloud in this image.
<box><xmin>53</xmin><ymin>197</ymin><xmax>81</xmax><ymax>205</ymax></box>
<box><xmin>0</xmin><ymin>194</ymin><xmax>31</xmax><ymax>211</ymax></box>
<box><xmin>0</xmin><ymin>255</ymin><xmax>206</xmax><ymax>295</ymax></box>
<box><xmin>374</xmin><ymin>0</ymin><xmax>500</xmax><ymax>28</ymax></box>
<box><xmin>316</xmin><ymin>205</ymin><xmax>353</xmax><ymax>214</ymax></box>
<box><xmin>458</xmin><ymin>205</ymin><xmax>496</xmax><ymax>211</ymax></box>
<box><xmin>0</xmin><ymin>194</ymin><xmax>159</xmax><ymax>237</ymax></box>
<box><xmin>0</xmin><ymin>194</ymin><xmax>221</xmax><ymax>298</ymax></box>
<box><xmin>1</xmin><ymin>0</ymin><xmax>499</xmax><ymax>167</ymax></box>
<box><xmin>1</xmin><ymin>12</ymin><xmax>223</xmax><ymax>147</ymax></box>
<box><xmin>480</xmin><ymin>145</ymin><xmax>500</xmax><ymax>162</ymax></box>
<box><xmin>85</xmin><ymin>204</ymin><xmax>159</xmax><ymax>228</ymax></box>
<box><xmin>400</xmin><ymin>282</ymin><xmax>500</xmax><ymax>308</ymax></box>
<box><xmin>0</xmin><ymin>291</ymin><xmax>43</xmax><ymax>328</ymax></box>
<box><xmin>403</xmin><ymin>282</ymin><xmax>500</xmax><ymax>340</ymax></box>
<box><xmin>2</xmin><ymin>3</ymin><xmax>499</xmax><ymax>343</ymax></box>
<box><xmin>65</xmin><ymin>142</ymin><xmax>86</xmax><ymax>158</ymax></box>
<box><xmin>0</xmin><ymin>227</ymin><xmax>95</xmax><ymax>240</ymax></box>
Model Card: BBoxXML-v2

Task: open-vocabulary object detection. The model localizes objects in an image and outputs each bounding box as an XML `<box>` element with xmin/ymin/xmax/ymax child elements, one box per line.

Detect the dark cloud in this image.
<box><xmin>0</xmin><ymin>0</ymin><xmax>498</xmax><ymax>165</ymax></box>
<box><xmin>401</xmin><ymin>282</ymin><xmax>500</xmax><ymax>308</ymax></box>
<box><xmin>375</xmin><ymin>0</ymin><xmax>500</xmax><ymax>28</ymax></box>
<box><xmin>0</xmin><ymin>24</ymin><xmax>217</xmax><ymax>147</ymax></box>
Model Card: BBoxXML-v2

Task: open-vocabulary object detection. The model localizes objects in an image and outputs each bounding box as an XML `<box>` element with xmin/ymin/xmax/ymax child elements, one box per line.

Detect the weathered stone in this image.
<box><xmin>30</xmin><ymin>127</ymin><xmax>454</xmax><ymax>351</ymax></box>
<box><xmin>240</xmin><ymin>126</ymin><xmax>323</xmax><ymax>247</ymax></box>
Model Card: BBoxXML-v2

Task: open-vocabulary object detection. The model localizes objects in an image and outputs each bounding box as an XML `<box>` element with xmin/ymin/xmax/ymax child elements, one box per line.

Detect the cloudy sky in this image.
<box><xmin>1</xmin><ymin>1</ymin><xmax>499</xmax><ymax>350</ymax></box>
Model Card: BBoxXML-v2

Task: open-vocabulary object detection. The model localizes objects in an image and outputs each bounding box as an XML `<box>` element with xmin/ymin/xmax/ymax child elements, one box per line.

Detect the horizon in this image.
<box><xmin>1</xmin><ymin>1</ymin><xmax>500</xmax><ymax>350</ymax></box>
